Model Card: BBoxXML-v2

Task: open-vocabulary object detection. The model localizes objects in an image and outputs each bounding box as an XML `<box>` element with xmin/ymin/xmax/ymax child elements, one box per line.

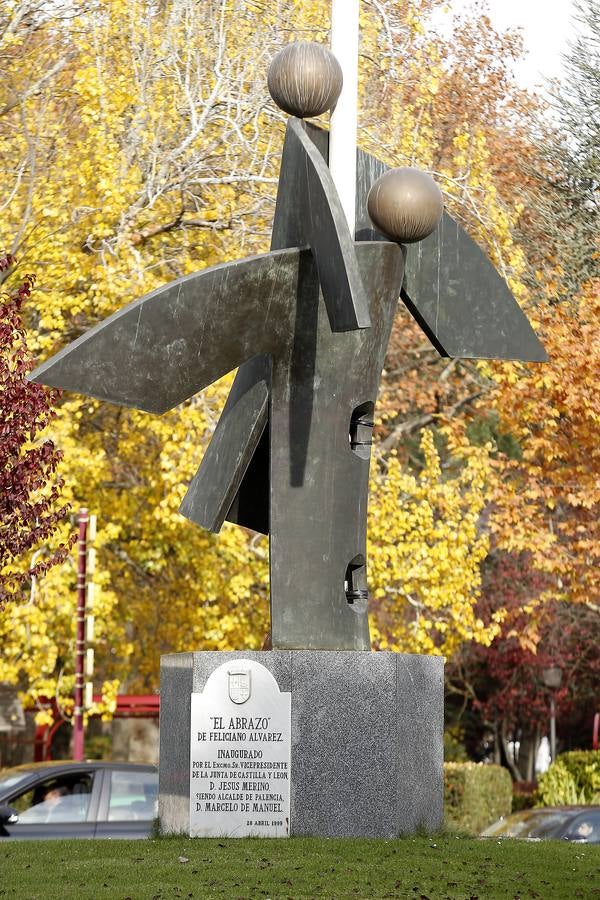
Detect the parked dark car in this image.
<box><xmin>482</xmin><ymin>806</ymin><xmax>600</xmax><ymax>843</ymax></box>
<box><xmin>0</xmin><ymin>761</ymin><xmax>157</xmax><ymax>839</ymax></box>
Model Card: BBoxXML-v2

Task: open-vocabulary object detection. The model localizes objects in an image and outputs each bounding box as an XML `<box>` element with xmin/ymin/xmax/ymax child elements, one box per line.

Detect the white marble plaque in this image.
<box><xmin>189</xmin><ymin>660</ymin><xmax>291</xmax><ymax>837</ymax></box>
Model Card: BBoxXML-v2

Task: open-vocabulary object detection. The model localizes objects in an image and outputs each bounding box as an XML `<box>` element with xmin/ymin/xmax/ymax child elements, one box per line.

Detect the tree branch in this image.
<box><xmin>0</xmin><ymin>55</ymin><xmax>72</xmax><ymax>118</ymax></box>
<box><xmin>380</xmin><ymin>389</ymin><xmax>486</xmax><ymax>451</ymax></box>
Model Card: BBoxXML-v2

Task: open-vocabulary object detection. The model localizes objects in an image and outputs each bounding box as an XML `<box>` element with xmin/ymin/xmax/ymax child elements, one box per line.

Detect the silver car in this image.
<box><xmin>0</xmin><ymin>761</ymin><xmax>157</xmax><ymax>839</ymax></box>
<box><xmin>482</xmin><ymin>806</ymin><xmax>600</xmax><ymax>843</ymax></box>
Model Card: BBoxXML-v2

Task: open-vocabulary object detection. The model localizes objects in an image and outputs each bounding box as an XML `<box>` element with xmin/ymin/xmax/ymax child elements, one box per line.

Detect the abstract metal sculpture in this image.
<box><xmin>31</xmin><ymin>41</ymin><xmax>546</xmax><ymax>652</ymax></box>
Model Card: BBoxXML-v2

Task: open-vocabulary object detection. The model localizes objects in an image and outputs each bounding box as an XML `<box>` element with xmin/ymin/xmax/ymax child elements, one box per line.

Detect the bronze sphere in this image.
<box><xmin>367</xmin><ymin>168</ymin><xmax>444</xmax><ymax>244</ymax></box>
<box><xmin>268</xmin><ymin>41</ymin><xmax>343</xmax><ymax>119</ymax></box>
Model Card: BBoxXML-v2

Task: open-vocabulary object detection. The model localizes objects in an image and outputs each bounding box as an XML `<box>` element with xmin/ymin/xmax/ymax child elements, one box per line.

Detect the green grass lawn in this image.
<box><xmin>2</xmin><ymin>835</ymin><xmax>598</xmax><ymax>899</ymax></box>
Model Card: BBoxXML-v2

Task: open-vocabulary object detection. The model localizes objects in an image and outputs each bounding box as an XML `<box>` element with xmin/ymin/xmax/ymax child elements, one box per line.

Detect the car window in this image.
<box><xmin>0</xmin><ymin>770</ymin><xmax>31</xmax><ymax>793</ymax></box>
<box><xmin>10</xmin><ymin>773</ymin><xmax>94</xmax><ymax>824</ymax></box>
<box><xmin>563</xmin><ymin>811</ymin><xmax>600</xmax><ymax>843</ymax></box>
<box><xmin>107</xmin><ymin>770</ymin><xmax>157</xmax><ymax>821</ymax></box>
<box><xmin>483</xmin><ymin>811</ymin><xmax>545</xmax><ymax>837</ymax></box>
<box><xmin>528</xmin><ymin>812</ymin><xmax>572</xmax><ymax>838</ymax></box>
<box><xmin>502</xmin><ymin>814</ymin><xmax>547</xmax><ymax>837</ymax></box>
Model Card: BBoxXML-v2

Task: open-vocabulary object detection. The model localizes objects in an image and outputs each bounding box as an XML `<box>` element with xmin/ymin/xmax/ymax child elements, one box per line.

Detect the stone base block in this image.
<box><xmin>159</xmin><ymin>650</ymin><xmax>443</xmax><ymax>838</ymax></box>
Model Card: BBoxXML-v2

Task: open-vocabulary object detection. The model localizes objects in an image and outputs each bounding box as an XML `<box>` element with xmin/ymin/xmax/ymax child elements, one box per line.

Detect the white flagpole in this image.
<box><xmin>329</xmin><ymin>0</ymin><xmax>359</xmax><ymax>237</ymax></box>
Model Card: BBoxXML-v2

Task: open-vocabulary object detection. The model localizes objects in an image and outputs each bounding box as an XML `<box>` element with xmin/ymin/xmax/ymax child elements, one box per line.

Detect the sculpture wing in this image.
<box><xmin>400</xmin><ymin>213</ymin><xmax>547</xmax><ymax>361</ymax></box>
<box><xmin>182</xmin><ymin>127</ymin><xmax>546</xmax><ymax>538</ymax></box>
<box><xmin>179</xmin><ymin>353</ymin><xmax>270</xmax><ymax>534</ymax></box>
<box><xmin>29</xmin><ymin>249</ymin><xmax>301</xmax><ymax>414</ymax></box>
<box><xmin>185</xmin><ymin>118</ymin><xmax>373</xmax><ymax>535</ymax></box>
<box><xmin>352</xmin><ymin>138</ymin><xmax>547</xmax><ymax>362</ymax></box>
<box><xmin>271</xmin><ymin>118</ymin><xmax>370</xmax><ymax>331</ymax></box>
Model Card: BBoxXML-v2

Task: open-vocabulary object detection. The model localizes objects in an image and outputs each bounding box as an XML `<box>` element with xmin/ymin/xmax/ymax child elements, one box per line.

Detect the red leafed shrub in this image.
<box><xmin>512</xmin><ymin>780</ymin><xmax>537</xmax><ymax>811</ymax></box>
<box><xmin>0</xmin><ymin>254</ymin><xmax>73</xmax><ymax>606</ymax></box>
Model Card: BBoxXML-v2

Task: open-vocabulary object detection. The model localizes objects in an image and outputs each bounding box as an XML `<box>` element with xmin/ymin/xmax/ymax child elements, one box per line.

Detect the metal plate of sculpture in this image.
<box><xmin>31</xmin><ymin>40</ymin><xmax>546</xmax><ymax>652</ymax></box>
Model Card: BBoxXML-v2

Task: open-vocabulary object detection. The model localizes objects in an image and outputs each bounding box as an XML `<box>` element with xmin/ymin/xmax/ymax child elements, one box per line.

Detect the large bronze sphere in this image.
<box><xmin>268</xmin><ymin>41</ymin><xmax>343</xmax><ymax>119</ymax></box>
<box><xmin>367</xmin><ymin>168</ymin><xmax>444</xmax><ymax>244</ymax></box>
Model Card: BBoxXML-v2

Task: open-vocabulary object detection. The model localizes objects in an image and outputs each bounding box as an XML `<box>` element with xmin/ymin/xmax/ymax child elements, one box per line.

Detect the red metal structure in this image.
<box><xmin>33</xmin><ymin>695</ymin><xmax>160</xmax><ymax>762</ymax></box>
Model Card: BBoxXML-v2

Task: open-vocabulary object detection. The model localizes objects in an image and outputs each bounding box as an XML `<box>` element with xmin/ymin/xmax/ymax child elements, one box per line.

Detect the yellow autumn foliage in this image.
<box><xmin>0</xmin><ymin>0</ymin><xmax>519</xmax><ymax>711</ymax></box>
<box><xmin>368</xmin><ymin>430</ymin><xmax>500</xmax><ymax>657</ymax></box>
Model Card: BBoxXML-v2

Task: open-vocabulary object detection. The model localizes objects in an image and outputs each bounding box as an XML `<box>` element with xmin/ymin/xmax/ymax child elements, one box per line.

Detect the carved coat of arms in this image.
<box><xmin>228</xmin><ymin>670</ymin><xmax>251</xmax><ymax>704</ymax></box>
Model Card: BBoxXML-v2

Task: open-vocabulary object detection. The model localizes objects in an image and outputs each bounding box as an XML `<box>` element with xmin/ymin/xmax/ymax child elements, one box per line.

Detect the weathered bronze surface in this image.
<box><xmin>29</xmin><ymin>250</ymin><xmax>300</xmax><ymax>414</ymax></box>
<box><xmin>367</xmin><ymin>167</ymin><xmax>444</xmax><ymax>244</ymax></box>
<box><xmin>353</xmin><ymin>131</ymin><xmax>547</xmax><ymax>363</ymax></box>
<box><xmin>274</xmin><ymin>119</ymin><xmax>370</xmax><ymax>332</ymax></box>
<box><xmin>30</xmin><ymin>118</ymin><xmax>546</xmax><ymax>651</ymax></box>
<box><xmin>267</xmin><ymin>241</ymin><xmax>403</xmax><ymax>648</ymax></box>
<box><xmin>267</xmin><ymin>41</ymin><xmax>343</xmax><ymax>118</ymax></box>
<box><xmin>207</xmin><ymin>123</ymin><xmax>547</xmax><ymax>550</ymax></box>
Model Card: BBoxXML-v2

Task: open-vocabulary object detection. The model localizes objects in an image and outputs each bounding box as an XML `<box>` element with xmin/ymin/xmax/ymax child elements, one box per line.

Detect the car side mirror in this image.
<box><xmin>0</xmin><ymin>805</ymin><xmax>18</xmax><ymax>825</ymax></box>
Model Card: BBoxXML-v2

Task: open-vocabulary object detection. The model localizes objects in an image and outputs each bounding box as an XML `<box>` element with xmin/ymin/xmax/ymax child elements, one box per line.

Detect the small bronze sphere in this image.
<box><xmin>367</xmin><ymin>167</ymin><xmax>444</xmax><ymax>244</ymax></box>
<box><xmin>268</xmin><ymin>41</ymin><xmax>343</xmax><ymax>119</ymax></box>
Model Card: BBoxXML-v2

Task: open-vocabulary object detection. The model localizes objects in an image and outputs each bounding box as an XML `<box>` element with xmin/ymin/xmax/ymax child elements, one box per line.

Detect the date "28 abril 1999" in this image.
<box><xmin>248</xmin><ymin>819</ymin><xmax>283</xmax><ymax>827</ymax></box>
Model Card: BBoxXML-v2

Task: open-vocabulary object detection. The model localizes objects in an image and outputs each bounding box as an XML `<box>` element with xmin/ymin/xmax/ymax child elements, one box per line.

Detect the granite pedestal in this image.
<box><xmin>159</xmin><ymin>650</ymin><xmax>443</xmax><ymax>838</ymax></box>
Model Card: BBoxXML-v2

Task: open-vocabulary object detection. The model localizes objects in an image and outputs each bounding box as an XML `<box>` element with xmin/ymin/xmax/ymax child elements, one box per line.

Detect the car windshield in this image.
<box><xmin>0</xmin><ymin>768</ymin><xmax>33</xmax><ymax>793</ymax></box>
<box><xmin>483</xmin><ymin>810</ymin><xmax>552</xmax><ymax>837</ymax></box>
<box><xmin>529</xmin><ymin>812</ymin><xmax>572</xmax><ymax>838</ymax></box>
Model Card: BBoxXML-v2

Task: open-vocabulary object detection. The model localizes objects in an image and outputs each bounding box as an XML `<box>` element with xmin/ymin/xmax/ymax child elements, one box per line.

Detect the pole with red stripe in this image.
<box><xmin>73</xmin><ymin>507</ymin><xmax>88</xmax><ymax>761</ymax></box>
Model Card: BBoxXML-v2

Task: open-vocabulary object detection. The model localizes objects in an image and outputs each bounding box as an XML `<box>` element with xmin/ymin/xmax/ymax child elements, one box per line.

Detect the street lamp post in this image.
<box><xmin>542</xmin><ymin>666</ymin><xmax>563</xmax><ymax>762</ymax></box>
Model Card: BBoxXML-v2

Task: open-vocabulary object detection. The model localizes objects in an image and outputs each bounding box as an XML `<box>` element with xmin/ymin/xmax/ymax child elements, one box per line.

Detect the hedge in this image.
<box><xmin>444</xmin><ymin>762</ymin><xmax>512</xmax><ymax>834</ymax></box>
<box><xmin>512</xmin><ymin>780</ymin><xmax>537</xmax><ymax>811</ymax></box>
<box><xmin>536</xmin><ymin>750</ymin><xmax>600</xmax><ymax>807</ymax></box>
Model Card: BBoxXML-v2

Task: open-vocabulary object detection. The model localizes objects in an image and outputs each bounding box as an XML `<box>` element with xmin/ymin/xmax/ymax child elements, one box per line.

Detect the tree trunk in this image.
<box><xmin>493</xmin><ymin>721</ymin><xmax>501</xmax><ymax>765</ymax></box>
<box><xmin>500</xmin><ymin>718</ymin><xmax>521</xmax><ymax>782</ymax></box>
<box><xmin>518</xmin><ymin>726</ymin><xmax>541</xmax><ymax>782</ymax></box>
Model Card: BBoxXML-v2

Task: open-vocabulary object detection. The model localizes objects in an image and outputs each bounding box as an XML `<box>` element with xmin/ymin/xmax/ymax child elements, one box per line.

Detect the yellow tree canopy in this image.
<box><xmin>489</xmin><ymin>280</ymin><xmax>600</xmax><ymax>611</ymax></box>
<box><xmin>368</xmin><ymin>430</ymin><xmax>499</xmax><ymax>657</ymax></box>
<box><xmin>0</xmin><ymin>0</ymin><xmax>561</xmax><ymax>711</ymax></box>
